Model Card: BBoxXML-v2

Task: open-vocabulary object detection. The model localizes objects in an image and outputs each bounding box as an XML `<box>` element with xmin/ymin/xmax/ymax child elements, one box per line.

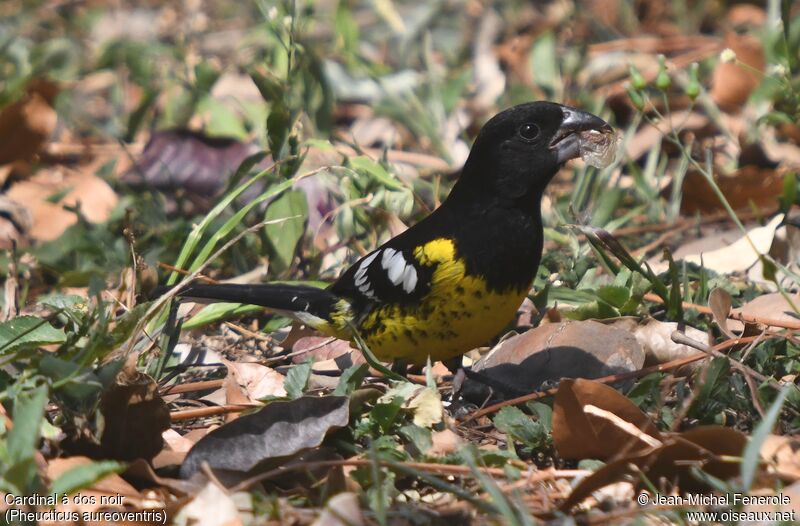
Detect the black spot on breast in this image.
<box><xmin>455</xmin><ymin>286</ymin><xmax>465</xmax><ymax>295</ymax></box>
<box><xmin>473</xmin><ymin>290</ymin><xmax>484</xmax><ymax>299</ymax></box>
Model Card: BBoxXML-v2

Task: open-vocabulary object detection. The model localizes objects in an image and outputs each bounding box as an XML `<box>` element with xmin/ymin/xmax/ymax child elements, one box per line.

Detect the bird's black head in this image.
<box><xmin>454</xmin><ymin>101</ymin><xmax>612</xmax><ymax>203</ymax></box>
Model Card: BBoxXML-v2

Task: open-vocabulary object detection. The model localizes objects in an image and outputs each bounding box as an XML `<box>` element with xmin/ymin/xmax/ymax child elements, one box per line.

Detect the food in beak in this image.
<box><xmin>577</xmin><ymin>129</ymin><xmax>618</xmax><ymax>168</ymax></box>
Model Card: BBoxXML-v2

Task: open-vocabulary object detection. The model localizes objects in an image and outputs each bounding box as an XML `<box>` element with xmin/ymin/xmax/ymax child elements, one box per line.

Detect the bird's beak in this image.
<box><xmin>549</xmin><ymin>107</ymin><xmax>613</xmax><ymax>164</ymax></box>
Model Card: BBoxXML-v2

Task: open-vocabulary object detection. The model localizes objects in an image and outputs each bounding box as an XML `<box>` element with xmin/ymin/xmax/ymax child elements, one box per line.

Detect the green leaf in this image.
<box><xmin>399</xmin><ymin>424</ymin><xmax>432</xmax><ymax>458</ymax></box>
<box><xmin>49</xmin><ymin>460</ymin><xmax>126</xmax><ymax>497</ymax></box>
<box><xmin>595</xmin><ymin>285</ymin><xmax>631</xmax><ymax>308</ymax></box>
<box><xmin>334</xmin><ymin>363</ymin><xmax>368</xmax><ymax>396</ymax></box>
<box><xmin>742</xmin><ymin>386</ymin><xmax>791</xmax><ymax>491</ymax></box>
<box><xmin>5</xmin><ymin>385</ymin><xmax>48</xmax><ymax>492</ymax></box>
<box><xmin>0</xmin><ymin>316</ymin><xmax>66</xmax><ymax>355</ymax></box>
<box><xmin>182</xmin><ymin>303</ymin><xmax>263</xmax><ymax>329</ymax></box>
<box><xmin>493</xmin><ymin>406</ymin><xmax>548</xmax><ymax>451</ymax></box>
<box><xmin>264</xmin><ymin>189</ymin><xmax>308</xmax><ymax>272</ymax></box>
<box><xmin>284</xmin><ymin>359</ymin><xmax>312</xmax><ymax>399</ymax></box>
<box><xmin>267</xmin><ymin>100</ymin><xmax>291</xmax><ymax>158</ymax></box>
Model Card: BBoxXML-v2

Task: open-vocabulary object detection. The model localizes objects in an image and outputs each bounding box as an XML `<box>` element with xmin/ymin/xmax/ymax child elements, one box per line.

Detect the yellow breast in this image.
<box><xmin>353</xmin><ymin>238</ymin><xmax>529</xmax><ymax>363</ymax></box>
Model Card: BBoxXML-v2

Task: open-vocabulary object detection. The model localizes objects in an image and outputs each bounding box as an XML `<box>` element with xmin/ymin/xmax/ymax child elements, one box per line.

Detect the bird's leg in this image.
<box><xmin>390</xmin><ymin>359</ymin><xmax>408</xmax><ymax>377</ymax></box>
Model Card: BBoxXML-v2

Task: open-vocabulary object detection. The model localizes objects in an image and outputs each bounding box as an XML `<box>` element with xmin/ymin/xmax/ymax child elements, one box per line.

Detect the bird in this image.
<box><xmin>173</xmin><ymin>102</ymin><xmax>613</xmax><ymax>366</ymax></box>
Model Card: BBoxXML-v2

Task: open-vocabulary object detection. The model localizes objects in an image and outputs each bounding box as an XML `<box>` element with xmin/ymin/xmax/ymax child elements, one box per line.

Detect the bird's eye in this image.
<box><xmin>518</xmin><ymin>123</ymin><xmax>540</xmax><ymax>141</ymax></box>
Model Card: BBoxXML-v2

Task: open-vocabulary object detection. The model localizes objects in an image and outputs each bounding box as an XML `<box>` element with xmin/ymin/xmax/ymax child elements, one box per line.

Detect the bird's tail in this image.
<box><xmin>173</xmin><ymin>283</ymin><xmax>341</xmax><ymax>329</ymax></box>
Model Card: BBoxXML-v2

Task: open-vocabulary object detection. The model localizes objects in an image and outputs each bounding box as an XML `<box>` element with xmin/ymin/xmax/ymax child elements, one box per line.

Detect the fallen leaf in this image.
<box><xmin>612</xmin><ymin>318</ymin><xmax>706</xmax><ymax>372</ymax></box>
<box><xmin>466</xmin><ymin>321</ymin><xmax>644</xmax><ymax>401</ymax></box>
<box><xmin>97</xmin><ymin>365</ymin><xmax>171</xmax><ymax>461</ymax></box>
<box><xmin>6</xmin><ymin>166</ymin><xmax>118</xmax><ymax>241</ymax></box>
<box><xmin>0</xmin><ymin>195</ymin><xmax>32</xmax><ymax>249</ymax></box>
<box><xmin>708</xmin><ymin>287</ymin><xmax>736</xmax><ymax>339</ymax></box>
<box><xmin>681</xmin><ymin>166</ymin><xmax>784</xmax><ymax>215</ymax></box>
<box><xmin>428</xmin><ymin>429</ymin><xmax>461</xmax><ymax>457</ymax></box>
<box><xmin>0</xmin><ymin>79</ymin><xmax>58</xmax><ymax>165</ymax></box>
<box><xmin>711</xmin><ymin>26</ymin><xmax>765</xmax><ymax>111</ymax></box>
<box><xmin>312</xmin><ymin>492</ymin><xmax>365</xmax><ymax>526</ymax></box>
<box><xmin>224</xmin><ymin>360</ymin><xmax>286</xmax><ymax>402</ymax></box>
<box><xmin>735</xmin><ymin>293</ymin><xmax>800</xmax><ymax>326</ymax></box>
<box><xmin>46</xmin><ymin>456</ymin><xmax>145</xmax><ymax>515</ymax></box>
<box><xmin>180</xmin><ymin>396</ymin><xmax>349</xmax><ymax>478</ymax></box>
<box><xmin>651</xmin><ymin>214</ymin><xmax>783</xmax><ymax>274</ymax></box>
<box><xmin>174</xmin><ymin>481</ymin><xmax>243</xmax><ymax>526</ymax></box>
<box><xmin>552</xmin><ymin>379</ymin><xmax>661</xmax><ymax>461</ymax></box>
<box><xmin>562</xmin><ymin>425</ymin><xmax>747</xmax><ymax>510</ymax></box>
<box><xmin>407</xmin><ymin>387</ymin><xmax>443</xmax><ymax>428</ymax></box>
<box><xmin>760</xmin><ymin>434</ymin><xmax>800</xmax><ymax>481</ymax></box>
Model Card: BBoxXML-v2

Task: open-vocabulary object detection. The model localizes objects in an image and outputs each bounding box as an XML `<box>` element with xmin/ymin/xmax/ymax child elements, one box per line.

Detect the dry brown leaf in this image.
<box><xmin>735</xmin><ymin>293</ymin><xmax>800</xmax><ymax>327</ymax></box>
<box><xmin>93</xmin><ymin>362</ymin><xmax>170</xmax><ymax>461</ymax></box>
<box><xmin>429</xmin><ymin>429</ymin><xmax>461</xmax><ymax>457</ymax></box>
<box><xmin>711</xmin><ymin>29</ymin><xmax>765</xmax><ymax>111</ymax></box>
<box><xmin>292</xmin><ymin>336</ymin><xmax>355</xmax><ymax>364</ymax></box>
<box><xmin>0</xmin><ymin>195</ymin><xmax>32</xmax><ymax>250</ymax></box>
<box><xmin>562</xmin><ymin>425</ymin><xmax>747</xmax><ymax>510</ymax></box>
<box><xmin>552</xmin><ymin>378</ymin><xmax>661</xmax><ymax>461</ymax></box>
<box><xmin>175</xmin><ymin>481</ymin><xmax>242</xmax><ymax>526</ymax></box>
<box><xmin>6</xmin><ymin>166</ymin><xmax>118</xmax><ymax>241</ymax></box>
<box><xmin>468</xmin><ymin>321</ymin><xmax>644</xmax><ymax>399</ymax></box>
<box><xmin>46</xmin><ymin>456</ymin><xmax>145</xmax><ymax>516</ymax></box>
<box><xmin>312</xmin><ymin>492</ymin><xmax>365</xmax><ymax>526</ymax></box>
<box><xmin>708</xmin><ymin>287</ymin><xmax>736</xmax><ymax>339</ymax></box>
<box><xmin>223</xmin><ymin>359</ymin><xmax>286</xmax><ymax>404</ymax></box>
<box><xmin>760</xmin><ymin>434</ymin><xmax>800</xmax><ymax>481</ymax></box>
<box><xmin>681</xmin><ymin>166</ymin><xmax>784</xmax><ymax>215</ymax></box>
<box><xmin>0</xmin><ymin>79</ymin><xmax>58</xmax><ymax>165</ymax></box>
<box><xmin>612</xmin><ymin>318</ymin><xmax>706</xmax><ymax>372</ymax></box>
<box><xmin>652</xmin><ymin>214</ymin><xmax>783</xmax><ymax>274</ymax></box>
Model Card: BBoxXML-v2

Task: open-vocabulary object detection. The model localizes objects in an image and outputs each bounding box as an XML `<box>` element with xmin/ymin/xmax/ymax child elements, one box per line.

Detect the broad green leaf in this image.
<box><xmin>284</xmin><ymin>359</ymin><xmax>312</xmax><ymax>399</ymax></box>
<box><xmin>264</xmin><ymin>189</ymin><xmax>308</xmax><ymax>272</ymax></box>
<box><xmin>5</xmin><ymin>385</ymin><xmax>48</xmax><ymax>491</ymax></box>
<box><xmin>49</xmin><ymin>460</ymin><xmax>126</xmax><ymax>497</ymax></box>
<box><xmin>0</xmin><ymin>316</ymin><xmax>66</xmax><ymax>355</ymax></box>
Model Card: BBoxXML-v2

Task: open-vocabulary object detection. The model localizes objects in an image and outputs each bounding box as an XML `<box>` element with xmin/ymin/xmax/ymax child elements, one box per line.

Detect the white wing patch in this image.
<box><xmin>354</xmin><ymin>251</ymin><xmax>379</xmax><ymax>299</ymax></box>
<box><xmin>381</xmin><ymin>248</ymin><xmax>418</xmax><ymax>294</ymax></box>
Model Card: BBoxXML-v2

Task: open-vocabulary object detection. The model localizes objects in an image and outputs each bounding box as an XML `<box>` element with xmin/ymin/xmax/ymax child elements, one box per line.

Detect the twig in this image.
<box><xmin>229</xmin><ymin>458</ymin><xmax>583</xmax><ymax>493</ymax></box>
<box><xmin>161</xmin><ymin>379</ymin><xmax>225</xmax><ymax>395</ymax></box>
<box><xmin>170</xmin><ymin>403</ymin><xmax>256</xmax><ymax>422</ymax></box>
<box><xmin>670</xmin><ymin>331</ymin><xmax>784</xmax><ymax>391</ymax></box>
<box><xmin>644</xmin><ymin>293</ymin><xmax>800</xmax><ymax>330</ymax></box>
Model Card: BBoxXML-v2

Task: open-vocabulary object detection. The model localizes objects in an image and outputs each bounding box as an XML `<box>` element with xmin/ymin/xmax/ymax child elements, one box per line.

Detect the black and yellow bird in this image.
<box><xmin>176</xmin><ymin>102</ymin><xmax>612</xmax><ymax>365</ymax></box>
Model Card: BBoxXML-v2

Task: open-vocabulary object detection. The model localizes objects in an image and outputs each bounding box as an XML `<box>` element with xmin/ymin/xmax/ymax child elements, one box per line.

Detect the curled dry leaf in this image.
<box><xmin>552</xmin><ymin>378</ymin><xmax>661</xmax><ymax>461</ymax></box>
<box><xmin>562</xmin><ymin>424</ymin><xmax>747</xmax><ymax>510</ymax></box>
<box><xmin>224</xmin><ymin>359</ymin><xmax>287</xmax><ymax>403</ymax></box>
<box><xmin>180</xmin><ymin>396</ymin><xmax>349</xmax><ymax>479</ymax></box>
<box><xmin>466</xmin><ymin>321</ymin><xmax>644</xmax><ymax>401</ymax></box>
<box><xmin>708</xmin><ymin>287</ymin><xmax>736</xmax><ymax>339</ymax></box>
<box><xmin>97</xmin><ymin>367</ymin><xmax>171</xmax><ymax>461</ymax></box>
<box><xmin>611</xmin><ymin>318</ymin><xmax>706</xmax><ymax>373</ymax></box>
<box><xmin>407</xmin><ymin>387</ymin><xmax>443</xmax><ymax>428</ymax></box>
